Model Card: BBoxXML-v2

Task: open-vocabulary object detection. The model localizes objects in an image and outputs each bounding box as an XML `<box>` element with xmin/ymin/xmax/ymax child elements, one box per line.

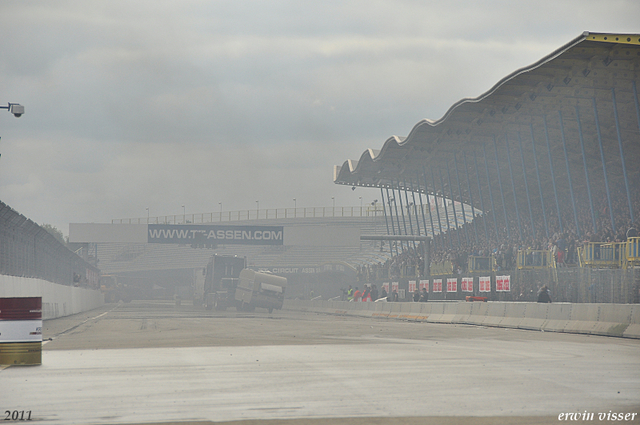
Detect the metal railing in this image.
<box><xmin>430</xmin><ymin>261</ymin><xmax>454</xmax><ymax>276</ymax></box>
<box><xmin>0</xmin><ymin>201</ymin><xmax>99</xmax><ymax>287</ymax></box>
<box><xmin>517</xmin><ymin>249</ymin><xmax>555</xmax><ymax>269</ymax></box>
<box><xmin>580</xmin><ymin>242</ymin><xmax>629</xmax><ymax>268</ymax></box>
<box><xmin>113</xmin><ymin>205</ymin><xmax>386</xmax><ymax>224</ymax></box>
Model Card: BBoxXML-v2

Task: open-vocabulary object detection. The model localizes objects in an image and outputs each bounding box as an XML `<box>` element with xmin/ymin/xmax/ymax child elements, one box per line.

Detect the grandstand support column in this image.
<box><xmin>481</xmin><ymin>145</ymin><xmax>500</xmax><ymax>242</ymax></box>
<box><xmin>453</xmin><ymin>154</ymin><xmax>469</xmax><ymax>243</ymax></box>
<box><xmin>492</xmin><ymin>136</ymin><xmax>511</xmax><ymax>240</ymax></box>
<box><xmin>634</xmin><ymin>81</ymin><xmax>640</xmax><ymax>147</ymax></box>
<box><xmin>408</xmin><ymin>178</ymin><xmax>423</xmax><ymax>240</ymax></box>
<box><xmin>380</xmin><ymin>186</ymin><xmax>396</xmax><ymax>258</ymax></box>
<box><xmin>423</xmin><ymin>236</ymin><xmax>431</xmax><ymax>277</ymax></box>
<box><xmin>543</xmin><ymin>115</ymin><xmax>564</xmax><ymax>234</ymax></box>
<box><xmin>592</xmin><ymin>97</ymin><xmax>616</xmax><ymax>233</ymax></box>
<box><xmin>421</xmin><ymin>168</ymin><xmax>438</xmax><ymax>247</ymax></box>
<box><xmin>474</xmin><ymin>150</ymin><xmax>491</xmax><ymax>243</ymax></box>
<box><xmin>575</xmin><ymin>105</ymin><xmax>598</xmax><ymax>234</ymax></box>
<box><xmin>401</xmin><ymin>179</ymin><xmax>417</xmax><ymax>250</ymax></box>
<box><xmin>413</xmin><ymin>176</ymin><xmax>430</xmax><ymax>239</ymax></box>
<box><xmin>504</xmin><ymin>134</ymin><xmax>524</xmax><ymax>242</ymax></box>
<box><xmin>445</xmin><ymin>160</ymin><xmax>461</xmax><ymax>247</ymax></box>
<box><xmin>393</xmin><ymin>180</ymin><xmax>409</xmax><ymax>252</ymax></box>
<box><xmin>462</xmin><ymin>152</ymin><xmax>479</xmax><ymax>245</ymax></box>
<box><xmin>517</xmin><ymin>132</ymin><xmax>536</xmax><ymax>241</ymax></box>
<box><xmin>558</xmin><ymin>110</ymin><xmax>581</xmax><ymax>237</ymax></box>
<box><xmin>530</xmin><ymin>124</ymin><xmax>549</xmax><ymax>238</ymax></box>
<box><xmin>389</xmin><ymin>183</ymin><xmax>403</xmax><ymax>252</ymax></box>
<box><xmin>430</xmin><ymin>168</ymin><xmax>445</xmax><ymax>249</ymax></box>
<box><xmin>611</xmin><ymin>87</ymin><xmax>635</xmax><ymax>224</ymax></box>
<box><xmin>437</xmin><ymin>166</ymin><xmax>453</xmax><ymax>247</ymax></box>
<box><xmin>383</xmin><ymin>186</ymin><xmax>399</xmax><ymax>257</ymax></box>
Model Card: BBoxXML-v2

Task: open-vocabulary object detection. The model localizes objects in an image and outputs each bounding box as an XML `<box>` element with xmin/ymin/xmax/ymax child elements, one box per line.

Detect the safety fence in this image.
<box><xmin>0</xmin><ymin>201</ymin><xmax>99</xmax><ymax>287</ymax></box>
<box><xmin>358</xmin><ymin>267</ymin><xmax>639</xmax><ymax>304</ymax></box>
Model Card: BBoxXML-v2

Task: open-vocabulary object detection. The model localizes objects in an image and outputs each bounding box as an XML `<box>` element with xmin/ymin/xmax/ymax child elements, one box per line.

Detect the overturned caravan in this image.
<box><xmin>235</xmin><ymin>269</ymin><xmax>286</xmax><ymax>313</ymax></box>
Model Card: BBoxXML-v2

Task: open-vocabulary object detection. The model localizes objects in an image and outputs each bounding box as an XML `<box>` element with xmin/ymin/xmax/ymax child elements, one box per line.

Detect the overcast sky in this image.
<box><xmin>0</xmin><ymin>1</ymin><xmax>638</xmax><ymax>235</ymax></box>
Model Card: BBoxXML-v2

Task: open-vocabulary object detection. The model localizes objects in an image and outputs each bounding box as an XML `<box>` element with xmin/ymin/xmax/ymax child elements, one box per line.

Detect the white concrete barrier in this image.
<box><xmin>283</xmin><ymin>299</ymin><xmax>639</xmax><ymax>339</ymax></box>
<box><xmin>624</xmin><ymin>305</ymin><xmax>640</xmax><ymax>339</ymax></box>
<box><xmin>0</xmin><ymin>275</ymin><xmax>103</xmax><ymax>320</ymax></box>
<box><xmin>543</xmin><ymin>303</ymin><xmax>573</xmax><ymax>333</ymax></box>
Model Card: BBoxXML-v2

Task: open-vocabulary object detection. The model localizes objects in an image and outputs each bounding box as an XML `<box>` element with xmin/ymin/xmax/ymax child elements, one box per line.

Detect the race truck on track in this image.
<box><xmin>202</xmin><ymin>254</ymin><xmax>286</xmax><ymax>313</ymax></box>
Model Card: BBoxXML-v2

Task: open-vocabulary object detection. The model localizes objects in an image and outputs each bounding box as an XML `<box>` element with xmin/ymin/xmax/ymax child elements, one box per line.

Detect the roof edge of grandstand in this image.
<box><xmin>334</xmin><ymin>31</ymin><xmax>640</xmax><ymax>187</ymax></box>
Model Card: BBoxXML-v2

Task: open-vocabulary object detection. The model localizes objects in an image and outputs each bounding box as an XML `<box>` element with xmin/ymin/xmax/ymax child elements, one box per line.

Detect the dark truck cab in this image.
<box><xmin>203</xmin><ymin>255</ymin><xmax>246</xmax><ymax>310</ymax></box>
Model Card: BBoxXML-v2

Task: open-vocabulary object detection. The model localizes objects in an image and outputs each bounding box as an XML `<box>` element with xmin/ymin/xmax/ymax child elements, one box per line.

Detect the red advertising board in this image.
<box><xmin>408</xmin><ymin>281</ymin><xmax>416</xmax><ymax>293</ymax></box>
<box><xmin>479</xmin><ymin>276</ymin><xmax>491</xmax><ymax>292</ymax></box>
<box><xmin>382</xmin><ymin>283</ymin><xmax>389</xmax><ymax>292</ymax></box>
<box><xmin>461</xmin><ymin>277</ymin><xmax>473</xmax><ymax>292</ymax></box>
<box><xmin>432</xmin><ymin>279</ymin><xmax>442</xmax><ymax>293</ymax></box>
<box><xmin>446</xmin><ymin>278</ymin><xmax>457</xmax><ymax>292</ymax></box>
<box><xmin>419</xmin><ymin>280</ymin><xmax>429</xmax><ymax>292</ymax></box>
<box><xmin>392</xmin><ymin>282</ymin><xmax>399</xmax><ymax>292</ymax></box>
<box><xmin>496</xmin><ymin>275</ymin><xmax>511</xmax><ymax>292</ymax></box>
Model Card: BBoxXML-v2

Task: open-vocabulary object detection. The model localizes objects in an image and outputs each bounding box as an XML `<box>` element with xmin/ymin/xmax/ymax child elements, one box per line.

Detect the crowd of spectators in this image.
<box><xmin>357</xmin><ymin>184</ymin><xmax>639</xmax><ymax>280</ymax></box>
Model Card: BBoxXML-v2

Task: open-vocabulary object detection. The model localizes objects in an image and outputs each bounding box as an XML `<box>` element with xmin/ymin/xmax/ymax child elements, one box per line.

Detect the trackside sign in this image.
<box><xmin>148</xmin><ymin>224</ymin><xmax>284</xmax><ymax>245</ymax></box>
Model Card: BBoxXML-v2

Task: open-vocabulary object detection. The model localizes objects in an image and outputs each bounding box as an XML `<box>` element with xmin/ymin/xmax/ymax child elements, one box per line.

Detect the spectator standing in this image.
<box><xmin>537</xmin><ymin>285</ymin><xmax>552</xmax><ymax>303</ymax></box>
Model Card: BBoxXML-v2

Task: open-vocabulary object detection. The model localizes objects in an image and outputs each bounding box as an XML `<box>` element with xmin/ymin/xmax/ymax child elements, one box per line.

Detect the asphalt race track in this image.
<box><xmin>1</xmin><ymin>300</ymin><xmax>639</xmax><ymax>425</ymax></box>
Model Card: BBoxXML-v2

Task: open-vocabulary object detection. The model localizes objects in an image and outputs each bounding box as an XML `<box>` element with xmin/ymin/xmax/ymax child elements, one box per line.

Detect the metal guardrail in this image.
<box><xmin>581</xmin><ymin>242</ymin><xmax>629</xmax><ymax>268</ymax></box>
<box><xmin>626</xmin><ymin>237</ymin><xmax>640</xmax><ymax>266</ymax></box>
<box><xmin>112</xmin><ymin>206</ymin><xmax>386</xmax><ymax>224</ymax></box>
<box><xmin>430</xmin><ymin>261</ymin><xmax>454</xmax><ymax>276</ymax></box>
<box><xmin>517</xmin><ymin>249</ymin><xmax>555</xmax><ymax>269</ymax></box>
<box><xmin>468</xmin><ymin>256</ymin><xmax>493</xmax><ymax>273</ymax></box>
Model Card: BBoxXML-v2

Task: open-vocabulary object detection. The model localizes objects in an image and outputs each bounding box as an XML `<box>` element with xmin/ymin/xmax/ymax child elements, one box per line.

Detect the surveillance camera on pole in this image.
<box><xmin>1</xmin><ymin>103</ymin><xmax>25</xmax><ymax>117</ymax></box>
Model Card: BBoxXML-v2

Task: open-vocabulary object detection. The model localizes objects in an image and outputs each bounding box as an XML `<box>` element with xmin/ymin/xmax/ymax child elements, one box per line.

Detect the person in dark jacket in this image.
<box><xmin>419</xmin><ymin>287</ymin><xmax>429</xmax><ymax>302</ymax></box>
<box><xmin>537</xmin><ymin>285</ymin><xmax>552</xmax><ymax>303</ymax></box>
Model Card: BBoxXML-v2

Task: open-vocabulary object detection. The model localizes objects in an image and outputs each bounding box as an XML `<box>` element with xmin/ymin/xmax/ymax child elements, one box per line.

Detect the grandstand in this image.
<box><xmin>334</xmin><ymin>32</ymin><xmax>640</xmax><ymax>303</ymax></box>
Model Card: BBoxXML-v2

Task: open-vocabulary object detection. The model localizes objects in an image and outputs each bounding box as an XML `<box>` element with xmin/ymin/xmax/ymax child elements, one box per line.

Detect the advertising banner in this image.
<box><xmin>496</xmin><ymin>275</ymin><xmax>511</xmax><ymax>292</ymax></box>
<box><xmin>479</xmin><ymin>276</ymin><xmax>491</xmax><ymax>292</ymax></box>
<box><xmin>419</xmin><ymin>280</ymin><xmax>429</xmax><ymax>292</ymax></box>
<box><xmin>432</xmin><ymin>279</ymin><xmax>442</xmax><ymax>293</ymax></box>
<box><xmin>391</xmin><ymin>282</ymin><xmax>399</xmax><ymax>293</ymax></box>
<box><xmin>408</xmin><ymin>281</ymin><xmax>416</xmax><ymax>293</ymax></box>
<box><xmin>461</xmin><ymin>277</ymin><xmax>473</xmax><ymax>292</ymax></box>
<box><xmin>382</xmin><ymin>282</ymin><xmax>389</xmax><ymax>292</ymax></box>
<box><xmin>446</xmin><ymin>278</ymin><xmax>458</xmax><ymax>292</ymax></box>
<box><xmin>148</xmin><ymin>224</ymin><xmax>284</xmax><ymax>245</ymax></box>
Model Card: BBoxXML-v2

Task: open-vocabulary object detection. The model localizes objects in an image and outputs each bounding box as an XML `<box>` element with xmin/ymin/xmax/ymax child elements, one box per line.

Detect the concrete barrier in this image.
<box><xmin>593</xmin><ymin>304</ymin><xmax>632</xmax><ymax>337</ymax></box>
<box><xmin>484</xmin><ymin>303</ymin><xmax>507</xmax><ymax>328</ymax></box>
<box><xmin>565</xmin><ymin>304</ymin><xmax>600</xmax><ymax>334</ymax></box>
<box><xmin>0</xmin><ymin>275</ymin><xmax>103</xmax><ymax>320</ymax></box>
<box><xmin>519</xmin><ymin>303</ymin><xmax>549</xmax><ymax>331</ymax></box>
<box><xmin>543</xmin><ymin>303</ymin><xmax>573</xmax><ymax>333</ymax></box>
<box><xmin>623</xmin><ymin>305</ymin><xmax>640</xmax><ymax>339</ymax></box>
<box><xmin>466</xmin><ymin>302</ymin><xmax>490</xmax><ymax>326</ymax></box>
<box><xmin>282</xmin><ymin>299</ymin><xmax>639</xmax><ymax>339</ymax></box>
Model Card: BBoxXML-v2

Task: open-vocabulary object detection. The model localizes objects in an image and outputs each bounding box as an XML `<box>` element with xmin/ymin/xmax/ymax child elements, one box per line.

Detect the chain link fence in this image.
<box><xmin>0</xmin><ymin>201</ymin><xmax>99</xmax><ymax>287</ymax></box>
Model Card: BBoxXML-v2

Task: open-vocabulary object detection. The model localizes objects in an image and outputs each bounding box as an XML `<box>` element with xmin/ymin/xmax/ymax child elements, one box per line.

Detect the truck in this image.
<box><xmin>99</xmin><ymin>274</ymin><xmax>133</xmax><ymax>303</ymax></box>
<box><xmin>203</xmin><ymin>255</ymin><xmax>247</xmax><ymax>311</ymax></box>
<box><xmin>234</xmin><ymin>269</ymin><xmax>286</xmax><ymax>313</ymax></box>
<box><xmin>201</xmin><ymin>254</ymin><xmax>286</xmax><ymax>313</ymax></box>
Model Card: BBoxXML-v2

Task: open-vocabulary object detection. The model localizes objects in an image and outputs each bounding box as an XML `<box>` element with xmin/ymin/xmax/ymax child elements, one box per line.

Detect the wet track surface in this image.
<box><xmin>1</xmin><ymin>300</ymin><xmax>639</xmax><ymax>425</ymax></box>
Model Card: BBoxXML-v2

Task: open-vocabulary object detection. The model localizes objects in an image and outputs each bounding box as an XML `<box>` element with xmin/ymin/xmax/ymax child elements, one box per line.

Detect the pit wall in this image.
<box><xmin>283</xmin><ymin>299</ymin><xmax>640</xmax><ymax>339</ymax></box>
<box><xmin>0</xmin><ymin>275</ymin><xmax>104</xmax><ymax>320</ymax></box>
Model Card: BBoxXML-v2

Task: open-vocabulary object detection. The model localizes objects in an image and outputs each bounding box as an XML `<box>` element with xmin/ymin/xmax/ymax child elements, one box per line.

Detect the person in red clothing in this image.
<box><xmin>361</xmin><ymin>285</ymin><xmax>371</xmax><ymax>302</ymax></box>
<box><xmin>352</xmin><ymin>287</ymin><xmax>361</xmax><ymax>302</ymax></box>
